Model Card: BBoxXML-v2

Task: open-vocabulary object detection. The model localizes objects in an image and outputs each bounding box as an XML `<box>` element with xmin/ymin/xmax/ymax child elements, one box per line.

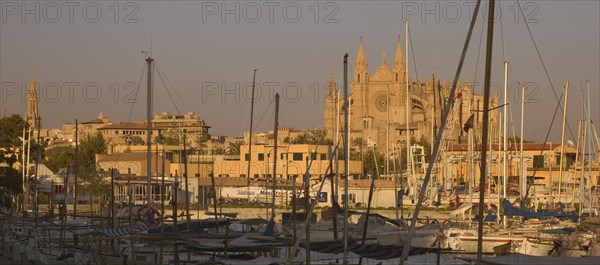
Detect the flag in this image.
<box><xmin>463</xmin><ymin>114</ymin><xmax>475</xmax><ymax>132</ymax></box>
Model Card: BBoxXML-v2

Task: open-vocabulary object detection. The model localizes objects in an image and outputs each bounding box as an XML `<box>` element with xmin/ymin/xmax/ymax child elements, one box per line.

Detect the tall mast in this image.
<box><xmin>146</xmin><ymin>55</ymin><xmax>154</xmax><ymax>205</ymax></box>
<box><xmin>34</xmin><ymin>117</ymin><xmax>41</xmax><ymax>218</ymax></box>
<box><xmin>183</xmin><ymin>129</ymin><xmax>190</xmax><ymax>228</ymax></box>
<box><xmin>579</xmin><ymin>97</ymin><xmax>587</xmax><ymax>216</ymax></box>
<box><xmin>271</xmin><ymin>94</ymin><xmax>279</xmax><ymax>220</ymax></box>
<box><xmin>586</xmin><ymin>81</ymin><xmax>592</xmax><ymax>213</ymax></box>
<box><xmin>25</xmin><ymin>127</ymin><xmax>31</xmax><ymax>214</ymax></box>
<box><xmin>558</xmin><ymin>81</ymin><xmax>569</xmax><ymax>205</ymax></box>
<box><xmin>520</xmin><ymin>85</ymin><xmax>526</xmax><ymax>206</ymax></box>
<box><xmin>399</xmin><ymin>0</ymin><xmax>484</xmax><ymax>263</ymax></box>
<box><xmin>387</xmin><ymin>84</ymin><xmax>390</xmax><ymax>176</ymax></box>
<box><xmin>502</xmin><ymin>61</ymin><xmax>508</xmax><ymax>228</ymax></box>
<box><xmin>21</xmin><ymin>128</ymin><xmax>25</xmax><ymax>213</ymax></box>
<box><xmin>405</xmin><ymin>19</ymin><xmax>411</xmax><ymax>201</ymax></box>
<box><xmin>246</xmin><ymin>69</ymin><xmax>257</xmax><ymax>202</ymax></box>
<box><xmin>343</xmin><ymin>52</ymin><xmax>349</xmax><ymax>265</ymax></box>
<box><xmin>476</xmin><ymin>0</ymin><xmax>495</xmax><ymax>261</ymax></box>
<box><xmin>74</xmin><ymin>119</ymin><xmax>78</xmax><ymax>219</ymax></box>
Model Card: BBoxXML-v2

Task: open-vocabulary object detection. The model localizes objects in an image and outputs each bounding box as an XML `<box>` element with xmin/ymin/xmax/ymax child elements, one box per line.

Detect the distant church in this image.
<box><xmin>26</xmin><ymin>76</ymin><xmax>41</xmax><ymax>129</ymax></box>
<box><xmin>324</xmin><ymin>39</ymin><xmax>499</xmax><ymax>150</ymax></box>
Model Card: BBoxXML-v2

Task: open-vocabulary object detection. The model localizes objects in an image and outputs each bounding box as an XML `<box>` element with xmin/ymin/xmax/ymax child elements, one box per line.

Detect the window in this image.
<box><xmin>320</xmin><ymin>154</ymin><xmax>327</xmax><ymax>160</ymax></box>
<box><xmin>244</xmin><ymin>153</ymin><xmax>250</xmax><ymax>161</ymax></box>
<box><xmin>115</xmin><ymin>130</ymin><xmax>119</xmax><ymax>134</ymax></box>
<box><xmin>292</xmin><ymin>153</ymin><xmax>303</xmax><ymax>161</ymax></box>
<box><xmin>310</xmin><ymin>153</ymin><xmax>317</xmax><ymax>160</ymax></box>
<box><xmin>533</xmin><ymin>155</ymin><xmax>544</xmax><ymax>169</ymax></box>
<box><xmin>341</xmin><ymin>193</ymin><xmax>356</xmax><ymax>204</ymax></box>
<box><xmin>258</xmin><ymin>153</ymin><xmax>265</xmax><ymax>161</ymax></box>
<box><xmin>358</xmin><ymin>74</ymin><xmax>361</xmax><ymax>83</ymax></box>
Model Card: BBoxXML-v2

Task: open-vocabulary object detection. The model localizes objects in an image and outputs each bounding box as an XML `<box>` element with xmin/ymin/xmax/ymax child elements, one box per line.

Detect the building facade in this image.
<box><xmin>324</xmin><ymin>39</ymin><xmax>499</xmax><ymax>151</ymax></box>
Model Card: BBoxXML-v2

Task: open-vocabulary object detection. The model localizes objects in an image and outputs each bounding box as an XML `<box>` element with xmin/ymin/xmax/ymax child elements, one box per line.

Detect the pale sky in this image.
<box><xmin>1</xmin><ymin>1</ymin><xmax>598</xmax><ymax>144</ymax></box>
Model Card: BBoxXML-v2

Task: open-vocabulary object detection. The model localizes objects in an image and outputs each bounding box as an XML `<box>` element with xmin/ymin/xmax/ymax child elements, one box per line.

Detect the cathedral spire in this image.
<box><xmin>392</xmin><ymin>37</ymin><xmax>405</xmax><ymax>83</ymax></box>
<box><xmin>354</xmin><ymin>38</ymin><xmax>368</xmax><ymax>83</ymax></box>
<box><xmin>356</xmin><ymin>38</ymin><xmax>367</xmax><ymax>66</ymax></box>
<box><xmin>28</xmin><ymin>75</ymin><xmax>37</xmax><ymax>97</ymax></box>
<box><xmin>327</xmin><ymin>73</ymin><xmax>336</xmax><ymax>97</ymax></box>
<box><xmin>27</xmin><ymin>75</ymin><xmax>40</xmax><ymax>129</ymax></box>
<box><xmin>393</xmin><ymin>37</ymin><xmax>404</xmax><ymax>68</ymax></box>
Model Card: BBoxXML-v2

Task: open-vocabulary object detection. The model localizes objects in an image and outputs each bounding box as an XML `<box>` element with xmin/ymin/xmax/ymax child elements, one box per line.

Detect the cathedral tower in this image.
<box><xmin>26</xmin><ymin>76</ymin><xmax>41</xmax><ymax>129</ymax></box>
<box><xmin>324</xmin><ymin>74</ymin><xmax>337</xmax><ymax>140</ymax></box>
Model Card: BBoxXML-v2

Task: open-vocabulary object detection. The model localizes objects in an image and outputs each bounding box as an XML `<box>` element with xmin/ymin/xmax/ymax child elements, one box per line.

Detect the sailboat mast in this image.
<box><xmin>520</xmin><ymin>85</ymin><xmax>526</xmax><ymax>205</ymax></box>
<box><xmin>21</xmin><ymin>128</ymin><xmax>25</xmax><ymax>213</ymax></box>
<box><xmin>246</xmin><ymin>69</ymin><xmax>257</xmax><ymax>202</ymax></box>
<box><xmin>502</xmin><ymin>61</ymin><xmax>508</xmax><ymax>228</ymax></box>
<box><xmin>271</xmin><ymin>94</ymin><xmax>279</xmax><ymax>220</ymax></box>
<box><xmin>476</xmin><ymin>0</ymin><xmax>495</xmax><ymax>261</ymax></box>
<box><xmin>74</xmin><ymin>119</ymin><xmax>78</xmax><ymax>219</ymax></box>
<box><xmin>405</xmin><ymin>19</ymin><xmax>412</xmax><ymax>203</ymax></box>
<box><xmin>387</xmin><ymin>84</ymin><xmax>390</xmax><ymax>176</ymax></box>
<box><xmin>580</xmin><ymin>104</ymin><xmax>588</xmax><ymax>216</ymax></box>
<box><xmin>586</xmin><ymin>81</ymin><xmax>592</xmax><ymax>213</ymax></box>
<box><xmin>146</xmin><ymin>56</ymin><xmax>154</xmax><ymax>205</ymax></box>
<box><xmin>558</xmin><ymin>81</ymin><xmax>569</xmax><ymax>205</ymax></box>
<box><xmin>343</xmin><ymin>52</ymin><xmax>349</xmax><ymax>264</ymax></box>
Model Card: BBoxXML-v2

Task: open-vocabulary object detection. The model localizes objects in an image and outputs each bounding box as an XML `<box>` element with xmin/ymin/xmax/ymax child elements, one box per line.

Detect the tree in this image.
<box><xmin>226</xmin><ymin>141</ymin><xmax>242</xmax><ymax>155</ymax></box>
<box><xmin>44</xmin><ymin>151</ymin><xmax>74</xmax><ymax>173</ymax></box>
<box><xmin>0</xmin><ymin>114</ymin><xmax>28</xmax><ymax>148</ymax></box>
<box><xmin>417</xmin><ymin>135</ymin><xmax>432</xmax><ymax>163</ymax></box>
<box><xmin>0</xmin><ymin>154</ymin><xmax>22</xmax><ymax>195</ymax></box>
<box><xmin>290</xmin><ymin>128</ymin><xmax>334</xmax><ymax>145</ymax></box>
<box><xmin>78</xmin><ymin>131</ymin><xmax>107</xmax><ymax>169</ymax></box>
<box><xmin>76</xmin><ymin>132</ymin><xmax>108</xmax><ymax>198</ymax></box>
<box><xmin>128</xmin><ymin>136</ymin><xmax>145</xmax><ymax>145</ymax></box>
<box><xmin>195</xmin><ymin>135</ymin><xmax>209</xmax><ymax>154</ymax></box>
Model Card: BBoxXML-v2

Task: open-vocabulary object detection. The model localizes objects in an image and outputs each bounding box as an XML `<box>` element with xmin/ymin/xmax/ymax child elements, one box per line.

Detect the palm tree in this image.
<box><xmin>226</xmin><ymin>141</ymin><xmax>242</xmax><ymax>155</ymax></box>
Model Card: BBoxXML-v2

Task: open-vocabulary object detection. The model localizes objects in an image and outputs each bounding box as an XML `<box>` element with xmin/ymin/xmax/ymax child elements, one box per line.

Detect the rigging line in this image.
<box><xmin>155</xmin><ymin>64</ymin><xmax>182</xmax><ymax>116</ymax></box>
<box><xmin>253</xmin><ymin>100</ymin><xmax>273</xmax><ymax>132</ymax></box>
<box><xmin>500</xmin><ymin>0</ymin><xmax>507</xmax><ymax>63</ymax></box>
<box><xmin>469</xmin><ymin>13</ymin><xmax>485</xmax><ymax>92</ymax></box>
<box><xmin>155</xmin><ymin>63</ymin><xmax>191</xmax><ymax>113</ymax></box>
<box><xmin>523</xmin><ymin>92</ymin><xmax>564</xmax><ymax>202</ymax></box>
<box><xmin>401</xmin><ymin>0</ymin><xmax>483</xmax><ymax>261</ymax></box>
<box><xmin>516</xmin><ymin>0</ymin><xmax>575</xmax><ymax>141</ymax></box>
<box><xmin>407</xmin><ymin>23</ymin><xmax>419</xmax><ymax>83</ymax></box>
<box><xmin>128</xmin><ymin>62</ymin><xmax>147</xmax><ymax>122</ymax></box>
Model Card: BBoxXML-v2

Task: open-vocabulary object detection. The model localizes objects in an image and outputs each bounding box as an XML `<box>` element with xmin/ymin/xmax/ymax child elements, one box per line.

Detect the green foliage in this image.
<box><xmin>128</xmin><ymin>136</ymin><xmax>145</xmax><ymax>145</ymax></box>
<box><xmin>44</xmin><ymin>148</ymin><xmax>74</xmax><ymax>173</ymax></box>
<box><xmin>289</xmin><ymin>128</ymin><xmax>333</xmax><ymax>145</ymax></box>
<box><xmin>78</xmin><ymin>131</ymin><xmax>107</xmax><ymax>169</ymax></box>
<box><xmin>0</xmin><ymin>114</ymin><xmax>28</xmax><ymax>148</ymax></box>
<box><xmin>0</xmin><ymin>161</ymin><xmax>22</xmax><ymax>194</ymax></box>
<box><xmin>76</xmin><ymin>132</ymin><xmax>108</xmax><ymax>197</ymax></box>
<box><xmin>77</xmin><ymin>168</ymin><xmax>110</xmax><ymax>197</ymax></box>
<box><xmin>195</xmin><ymin>135</ymin><xmax>209</xmax><ymax>154</ymax></box>
<box><xmin>361</xmin><ymin>148</ymin><xmax>385</xmax><ymax>175</ymax></box>
<box><xmin>417</xmin><ymin>135</ymin><xmax>432</xmax><ymax>162</ymax></box>
<box><xmin>226</xmin><ymin>141</ymin><xmax>242</xmax><ymax>155</ymax></box>
<box><xmin>212</xmin><ymin>147</ymin><xmax>226</xmax><ymax>155</ymax></box>
<box><xmin>161</xmin><ymin>136</ymin><xmax>180</xmax><ymax>145</ymax></box>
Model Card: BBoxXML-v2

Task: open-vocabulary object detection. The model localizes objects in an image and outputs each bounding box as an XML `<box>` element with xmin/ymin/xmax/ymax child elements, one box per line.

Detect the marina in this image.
<box><xmin>1</xmin><ymin>1</ymin><xmax>599</xmax><ymax>265</ymax></box>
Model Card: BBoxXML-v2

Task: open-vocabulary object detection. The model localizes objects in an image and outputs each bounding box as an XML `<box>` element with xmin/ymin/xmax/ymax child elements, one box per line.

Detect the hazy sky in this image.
<box><xmin>1</xmin><ymin>1</ymin><xmax>598</xmax><ymax>144</ymax></box>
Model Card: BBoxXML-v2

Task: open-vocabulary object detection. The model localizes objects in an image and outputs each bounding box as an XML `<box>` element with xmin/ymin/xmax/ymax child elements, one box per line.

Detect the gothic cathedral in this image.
<box><xmin>324</xmin><ymin>39</ymin><xmax>499</xmax><ymax>151</ymax></box>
